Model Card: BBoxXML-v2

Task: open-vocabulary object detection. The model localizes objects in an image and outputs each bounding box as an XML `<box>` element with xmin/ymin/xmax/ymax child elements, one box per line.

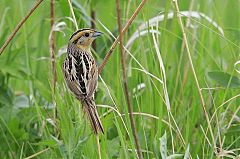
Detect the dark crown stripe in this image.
<box><xmin>69</xmin><ymin>28</ymin><xmax>92</xmax><ymax>40</ymax></box>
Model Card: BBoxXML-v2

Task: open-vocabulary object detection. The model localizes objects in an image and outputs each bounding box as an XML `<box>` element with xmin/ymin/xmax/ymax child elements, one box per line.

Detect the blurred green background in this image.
<box><xmin>0</xmin><ymin>0</ymin><xmax>240</xmax><ymax>158</ymax></box>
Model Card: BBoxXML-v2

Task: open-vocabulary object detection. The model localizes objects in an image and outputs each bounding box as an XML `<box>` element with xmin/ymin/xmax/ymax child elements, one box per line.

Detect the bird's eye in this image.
<box><xmin>85</xmin><ymin>33</ymin><xmax>89</xmax><ymax>37</ymax></box>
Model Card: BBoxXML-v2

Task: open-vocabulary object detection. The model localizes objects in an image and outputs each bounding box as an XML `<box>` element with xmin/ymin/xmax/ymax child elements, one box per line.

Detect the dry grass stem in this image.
<box><xmin>67</xmin><ymin>0</ymin><xmax>78</xmax><ymax>30</ymax></box>
<box><xmin>98</xmin><ymin>77</ymin><xmax>131</xmax><ymax>137</ymax></box>
<box><xmin>0</xmin><ymin>0</ymin><xmax>44</xmax><ymax>55</ymax></box>
<box><xmin>49</xmin><ymin>0</ymin><xmax>58</xmax><ymax>137</ymax></box>
<box><xmin>172</xmin><ymin>0</ymin><xmax>194</xmax><ymax>104</ymax></box>
<box><xmin>98</xmin><ymin>104</ymin><xmax>159</xmax><ymax>120</ymax></box>
<box><xmin>210</xmin><ymin>93</ymin><xmax>240</xmax><ymax>123</ymax></box>
<box><xmin>98</xmin><ymin>0</ymin><xmax>146</xmax><ymax>75</ymax></box>
<box><xmin>91</xmin><ymin>9</ymin><xmax>96</xmax><ymax>50</ymax></box>
<box><xmin>172</xmin><ymin>0</ymin><xmax>216</xmax><ymax>151</ymax></box>
<box><xmin>49</xmin><ymin>0</ymin><xmax>57</xmax><ymax>90</ymax></box>
<box><xmin>115</xmin><ymin>0</ymin><xmax>143</xmax><ymax>158</ymax></box>
<box><xmin>96</xmin><ymin>134</ymin><xmax>102</xmax><ymax>159</ymax></box>
<box><xmin>25</xmin><ymin>147</ymin><xmax>50</xmax><ymax>159</ymax></box>
<box><xmin>122</xmin><ymin>112</ymin><xmax>159</xmax><ymax>120</ymax></box>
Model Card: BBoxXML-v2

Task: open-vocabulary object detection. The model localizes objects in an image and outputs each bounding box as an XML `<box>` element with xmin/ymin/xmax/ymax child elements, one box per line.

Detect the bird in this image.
<box><xmin>62</xmin><ymin>28</ymin><xmax>104</xmax><ymax>135</ymax></box>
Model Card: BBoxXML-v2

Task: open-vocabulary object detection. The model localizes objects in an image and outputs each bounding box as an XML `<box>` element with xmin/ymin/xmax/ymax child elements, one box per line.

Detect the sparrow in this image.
<box><xmin>62</xmin><ymin>28</ymin><xmax>104</xmax><ymax>134</ymax></box>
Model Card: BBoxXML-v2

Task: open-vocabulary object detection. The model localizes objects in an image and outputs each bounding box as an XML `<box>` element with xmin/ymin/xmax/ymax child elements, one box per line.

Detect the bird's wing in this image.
<box><xmin>62</xmin><ymin>44</ymin><xmax>98</xmax><ymax>99</ymax></box>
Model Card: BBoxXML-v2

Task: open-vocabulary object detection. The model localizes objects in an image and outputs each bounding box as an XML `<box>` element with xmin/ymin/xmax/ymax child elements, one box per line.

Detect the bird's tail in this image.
<box><xmin>82</xmin><ymin>99</ymin><xmax>104</xmax><ymax>135</ymax></box>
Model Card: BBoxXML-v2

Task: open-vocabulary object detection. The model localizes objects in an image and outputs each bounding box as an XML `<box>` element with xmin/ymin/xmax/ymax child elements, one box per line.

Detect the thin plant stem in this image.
<box><xmin>25</xmin><ymin>147</ymin><xmax>50</xmax><ymax>159</ymax></box>
<box><xmin>49</xmin><ymin>0</ymin><xmax>58</xmax><ymax>137</ymax></box>
<box><xmin>96</xmin><ymin>134</ymin><xmax>102</xmax><ymax>159</ymax></box>
<box><xmin>49</xmin><ymin>0</ymin><xmax>57</xmax><ymax>91</ymax></box>
<box><xmin>0</xmin><ymin>0</ymin><xmax>44</xmax><ymax>55</ymax></box>
<box><xmin>67</xmin><ymin>0</ymin><xmax>78</xmax><ymax>30</ymax></box>
<box><xmin>210</xmin><ymin>93</ymin><xmax>240</xmax><ymax>123</ymax></box>
<box><xmin>171</xmin><ymin>0</ymin><xmax>194</xmax><ymax>104</ymax></box>
<box><xmin>115</xmin><ymin>0</ymin><xmax>143</xmax><ymax>158</ymax></box>
<box><xmin>172</xmin><ymin>0</ymin><xmax>216</xmax><ymax>151</ymax></box>
<box><xmin>91</xmin><ymin>8</ymin><xmax>96</xmax><ymax>50</ymax></box>
<box><xmin>98</xmin><ymin>0</ymin><xmax>146</xmax><ymax>75</ymax></box>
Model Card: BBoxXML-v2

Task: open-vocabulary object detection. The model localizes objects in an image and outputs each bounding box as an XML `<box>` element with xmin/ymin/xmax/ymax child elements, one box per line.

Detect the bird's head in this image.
<box><xmin>69</xmin><ymin>28</ymin><xmax>102</xmax><ymax>51</ymax></box>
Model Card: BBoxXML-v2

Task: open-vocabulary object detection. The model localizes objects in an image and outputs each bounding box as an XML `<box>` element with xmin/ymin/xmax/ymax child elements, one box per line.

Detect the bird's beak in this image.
<box><xmin>92</xmin><ymin>31</ymin><xmax>103</xmax><ymax>38</ymax></box>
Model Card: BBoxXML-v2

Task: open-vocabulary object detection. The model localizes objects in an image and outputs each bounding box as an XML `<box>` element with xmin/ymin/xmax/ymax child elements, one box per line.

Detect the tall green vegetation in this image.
<box><xmin>0</xmin><ymin>0</ymin><xmax>239</xmax><ymax>158</ymax></box>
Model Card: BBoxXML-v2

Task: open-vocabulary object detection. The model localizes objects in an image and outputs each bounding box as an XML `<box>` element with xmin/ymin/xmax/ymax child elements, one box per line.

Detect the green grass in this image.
<box><xmin>0</xmin><ymin>0</ymin><xmax>240</xmax><ymax>158</ymax></box>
